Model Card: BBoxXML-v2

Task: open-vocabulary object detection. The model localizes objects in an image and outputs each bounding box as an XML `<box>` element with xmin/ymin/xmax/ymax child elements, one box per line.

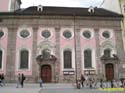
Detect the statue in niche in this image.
<box><xmin>42</xmin><ymin>49</ymin><xmax>50</xmax><ymax>60</ymax></box>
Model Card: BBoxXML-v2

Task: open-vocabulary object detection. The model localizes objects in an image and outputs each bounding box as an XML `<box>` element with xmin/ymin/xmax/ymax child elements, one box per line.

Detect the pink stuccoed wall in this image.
<box><xmin>37</xmin><ymin>27</ymin><xmax>56</xmax><ymax>50</ymax></box>
<box><xmin>0</xmin><ymin>0</ymin><xmax>9</xmax><ymax>12</ymax></box>
<box><xmin>99</xmin><ymin>29</ymin><xmax>116</xmax><ymax>46</ymax></box>
<box><xmin>60</xmin><ymin>29</ymin><xmax>75</xmax><ymax>48</ymax></box>
<box><xmin>60</xmin><ymin>28</ymin><xmax>75</xmax><ymax>75</ymax></box>
<box><xmin>13</xmin><ymin>27</ymin><xmax>116</xmax><ymax>76</ymax></box>
<box><xmin>80</xmin><ymin>28</ymin><xmax>97</xmax><ymax>72</ymax></box>
<box><xmin>0</xmin><ymin>28</ymin><xmax>8</xmax><ymax>74</ymax></box>
<box><xmin>15</xmin><ymin>27</ymin><xmax>33</xmax><ymax>75</ymax></box>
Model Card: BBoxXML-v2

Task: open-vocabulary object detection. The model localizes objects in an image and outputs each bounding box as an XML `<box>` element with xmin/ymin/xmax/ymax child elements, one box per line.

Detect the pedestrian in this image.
<box><xmin>123</xmin><ymin>80</ymin><xmax>125</xmax><ymax>88</ymax></box>
<box><xmin>80</xmin><ymin>74</ymin><xmax>85</xmax><ymax>88</ymax></box>
<box><xmin>38</xmin><ymin>77</ymin><xmax>43</xmax><ymax>87</ymax></box>
<box><xmin>0</xmin><ymin>74</ymin><xmax>2</xmax><ymax>87</ymax></box>
<box><xmin>16</xmin><ymin>73</ymin><xmax>21</xmax><ymax>88</ymax></box>
<box><xmin>111</xmin><ymin>80</ymin><xmax>114</xmax><ymax>88</ymax></box>
<box><xmin>1</xmin><ymin>73</ymin><xmax>5</xmax><ymax>86</ymax></box>
<box><xmin>85</xmin><ymin>74</ymin><xmax>89</xmax><ymax>87</ymax></box>
<box><xmin>117</xmin><ymin>80</ymin><xmax>122</xmax><ymax>88</ymax></box>
<box><xmin>21</xmin><ymin>74</ymin><xmax>26</xmax><ymax>88</ymax></box>
<box><xmin>89</xmin><ymin>78</ymin><xmax>92</xmax><ymax>89</ymax></box>
<box><xmin>77</xmin><ymin>80</ymin><xmax>81</xmax><ymax>89</ymax></box>
<box><xmin>100</xmin><ymin>79</ymin><xmax>103</xmax><ymax>88</ymax></box>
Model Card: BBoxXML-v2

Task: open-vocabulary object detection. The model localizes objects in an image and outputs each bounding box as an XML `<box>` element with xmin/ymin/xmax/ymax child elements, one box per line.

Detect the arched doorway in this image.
<box><xmin>105</xmin><ymin>63</ymin><xmax>114</xmax><ymax>80</ymax></box>
<box><xmin>41</xmin><ymin>65</ymin><xmax>51</xmax><ymax>83</ymax></box>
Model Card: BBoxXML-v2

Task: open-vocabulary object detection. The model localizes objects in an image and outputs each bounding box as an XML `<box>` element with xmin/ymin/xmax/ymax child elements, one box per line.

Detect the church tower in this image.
<box><xmin>0</xmin><ymin>0</ymin><xmax>21</xmax><ymax>12</ymax></box>
<box><xmin>101</xmin><ymin>0</ymin><xmax>121</xmax><ymax>14</ymax></box>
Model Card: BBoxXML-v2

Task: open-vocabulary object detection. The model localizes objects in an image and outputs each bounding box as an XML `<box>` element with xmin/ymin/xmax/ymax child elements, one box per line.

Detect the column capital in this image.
<box><xmin>55</xmin><ymin>26</ymin><xmax>61</xmax><ymax>31</ymax></box>
<box><xmin>75</xmin><ymin>27</ymin><xmax>80</xmax><ymax>31</ymax></box>
<box><xmin>32</xmin><ymin>26</ymin><xmax>38</xmax><ymax>31</ymax></box>
<box><xmin>94</xmin><ymin>28</ymin><xmax>99</xmax><ymax>32</ymax></box>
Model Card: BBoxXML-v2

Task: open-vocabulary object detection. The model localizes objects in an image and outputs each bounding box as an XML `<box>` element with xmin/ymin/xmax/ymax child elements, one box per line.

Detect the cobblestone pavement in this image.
<box><xmin>0</xmin><ymin>83</ymin><xmax>124</xmax><ymax>93</ymax></box>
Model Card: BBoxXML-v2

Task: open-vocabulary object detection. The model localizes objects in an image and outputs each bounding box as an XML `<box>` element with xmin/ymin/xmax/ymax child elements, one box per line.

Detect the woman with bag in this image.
<box><xmin>21</xmin><ymin>74</ymin><xmax>26</xmax><ymax>88</ymax></box>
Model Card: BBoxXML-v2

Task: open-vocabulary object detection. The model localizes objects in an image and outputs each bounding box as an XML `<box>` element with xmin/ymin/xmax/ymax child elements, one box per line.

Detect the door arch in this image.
<box><xmin>105</xmin><ymin>63</ymin><xmax>114</xmax><ymax>80</ymax></box>
<box><xmin>41</xmin><ymin>65</ymin><xmax>51</xmax><ymax>83</ymax></box>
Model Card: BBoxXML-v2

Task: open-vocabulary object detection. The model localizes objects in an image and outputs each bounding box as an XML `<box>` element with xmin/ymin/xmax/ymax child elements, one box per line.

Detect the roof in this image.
<box><xmin>0</xmin><ymin>6</ymin><xmax>123</xmax><ymax>17</ymax></box>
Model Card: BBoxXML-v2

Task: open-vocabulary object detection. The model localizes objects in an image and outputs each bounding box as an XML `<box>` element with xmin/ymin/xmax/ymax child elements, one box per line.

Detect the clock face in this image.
<box><xmin>20</xmin><ymin>30</ymin><xmax>30</xmax><ymax>38</ymax></box>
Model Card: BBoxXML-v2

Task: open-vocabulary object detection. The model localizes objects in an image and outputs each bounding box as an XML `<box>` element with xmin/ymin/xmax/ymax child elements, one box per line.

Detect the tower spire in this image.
<box><xmin>101</xmin><ymin>0</ymin><xmax>121</xmax><ymax>14</ymax></box>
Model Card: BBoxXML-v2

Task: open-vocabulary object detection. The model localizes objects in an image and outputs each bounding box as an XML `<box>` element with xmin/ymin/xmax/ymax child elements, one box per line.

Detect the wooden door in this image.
<box><xmin>41</xmin><ymin>65</ymin><xmax>51</xmax><ymax>83</ymax></box>
<box><xmin>105</xmin><ymin>63</ymin><xmax>114</xmax><ymax>80</ymax></box>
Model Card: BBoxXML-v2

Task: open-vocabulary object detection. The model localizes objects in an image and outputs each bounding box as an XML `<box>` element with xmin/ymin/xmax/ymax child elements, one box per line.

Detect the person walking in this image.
<box><xmin>38</xmin><ymin>77</ymin><xmax>43</xmax><ymax>87</ymax></box>
<box><xmin>80</xmin><ymin>74</ymin><xmax>85</xmax><ymax>88</ymax></box>
<box><xmin>1</xmin><ymin>73</ymin><xmax>5</xmax><ymax>86</ymax></box>
<box><xmin>0</xmin><ymin>74</ymin><xmax>2</xmax><ymax>87</ymax></box>
<box><xmin>123</xmin><ymin>80</ymin><xmax>125</xmax><ymax>88</ymax></box>
<box><xmin>21</xmin><ymin>74</ymin><xmax>26</xmax><ymax>88</ymax></box>
<box><xmin>16</xmin><ymin>73</ymin><xmax>21</xmax><ymax>88</ymax></box>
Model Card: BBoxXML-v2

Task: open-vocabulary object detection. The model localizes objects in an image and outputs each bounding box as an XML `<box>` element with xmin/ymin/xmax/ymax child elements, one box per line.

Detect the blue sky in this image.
<box><xmin>21</xmin><ymin>0</ymin><xmax>103</xmax><ymax>8</ymax></box>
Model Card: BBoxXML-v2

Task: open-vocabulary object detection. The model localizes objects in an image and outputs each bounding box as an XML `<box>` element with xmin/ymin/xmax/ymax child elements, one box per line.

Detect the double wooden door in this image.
<box><xmin>41</xmin><ymin>65</ymin><xmax>51</xmax><ymax>83</ymax></box>
<box><xmin>105</xmin><ymin>63</ymin><xmax>114</xmax><ymax>80</ymax></box>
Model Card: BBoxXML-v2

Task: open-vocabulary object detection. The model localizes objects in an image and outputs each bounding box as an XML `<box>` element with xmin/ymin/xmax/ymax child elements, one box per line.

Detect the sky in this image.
<box><xmin>21</xmin><ymin>0</ymin><xmax>104</xmax><ymax>8</ymax></box>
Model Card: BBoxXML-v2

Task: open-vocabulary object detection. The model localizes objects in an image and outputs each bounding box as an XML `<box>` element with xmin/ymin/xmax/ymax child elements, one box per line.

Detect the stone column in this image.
<box><xmin>6</xmin><ymin>25</ymin><xmax>17</xmax><ymax>82</ymax></box>
<box><xmin>74</xmin><ymin>26</ymin><xmax>82</xmax><ymax>80</ymax></box>
<box><xmin>32</xmin><ymin>26</ymin><xmax>39</xmax><ymax>82</ymax></box>
<box><xmin>55</xmin><ymin>26</ymin><xmax>61</xmax><ymax>82</ymax></box>
<box><xmin>115</xmin><ymin>63</ymin><xmax>119</xmax><ymax>79</ymax></box>
<box><xmin>94</xmin><ymin>28</ymin><xmax>103</xmax><ymax>78</ymax></box>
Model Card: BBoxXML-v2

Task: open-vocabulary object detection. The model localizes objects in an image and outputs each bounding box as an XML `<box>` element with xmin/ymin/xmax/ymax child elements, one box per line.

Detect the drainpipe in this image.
<box><xmin>73</xmin><ymin>13</ymin><xmax>79</xmax><ymax>88</ymax></box>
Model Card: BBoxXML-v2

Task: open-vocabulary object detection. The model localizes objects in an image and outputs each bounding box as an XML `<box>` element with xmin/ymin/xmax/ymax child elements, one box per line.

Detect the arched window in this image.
<box><xmin>84</xmin><ymin>49</ymin><xmax>92</xmax><ymax>68</ymax></box>
<box><xmin>20</xmin><ymin>50</ymin><xmax>29</xmax><ymax>69</ymax></box>
<box><xmin>63</xmin><ymin>50</ymin><xmax>72</xmax><ymax>68</ymax></box>
<box><xmin>0</xmin><ymin>50</ymin><xmax>2</xmax><ymax>69</ymax></box>
<box><xmin>104</xmin><ymin>49</ymin><xmax>111</xmax><ymax>57</ymax></box>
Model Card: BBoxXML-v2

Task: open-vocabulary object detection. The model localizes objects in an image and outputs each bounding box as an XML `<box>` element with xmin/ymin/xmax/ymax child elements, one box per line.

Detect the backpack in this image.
<box><xmin>23</xmin><ymin>76</ymin><xmax>26</xmax><ymax>80</ymax></box>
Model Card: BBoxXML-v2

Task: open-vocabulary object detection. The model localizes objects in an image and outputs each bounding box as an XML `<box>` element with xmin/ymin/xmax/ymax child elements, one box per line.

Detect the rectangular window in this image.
<box><xmin>84</xmin><ymin>50</ymin><xmax>92</xmax><ymax>68</ymax></box>
<box><xmin>20</xmin><ymin>50</ymin><xmax>29</xmax><ymax>69</ymax></box>
<box><xmin>64</xmin><ymin>51</ymin><xmax>72</xmax><ymax>68</ymax></box>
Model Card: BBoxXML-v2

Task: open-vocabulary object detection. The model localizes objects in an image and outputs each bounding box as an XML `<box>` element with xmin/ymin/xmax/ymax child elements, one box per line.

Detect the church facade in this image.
<box><xmin>0</xmin><ymin>5</ymin><xmax>125</xmax><ymax>83</ymax></box>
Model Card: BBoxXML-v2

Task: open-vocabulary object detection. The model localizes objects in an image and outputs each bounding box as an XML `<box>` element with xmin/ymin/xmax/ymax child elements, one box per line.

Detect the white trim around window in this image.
<box><xmin>80</xmin><ymin>28</ymin><xmax>94</xmax><ymax>40</ymax></box>
<box><xmin>101</xmin><ymin>47</ymin><xmax>116</xmax><ymax>57</ymax></box>
<box><xmin>61</xmin><ymin>28</ymin><xmax>74</xmax><ymax>40</ymax></box>
<box><xmin>39</xmin><ymin>28</ymin><xmax>54</xmax><ymax>40</ymax></box>
<box><xmin>0</xmin><ymin>48</ymin><xmax>4</xmax><ymax>70</ymax></box>
<box><xmin>0</xmin><ymin>27</ymin><xmax>8</xmax><ymax>39</ymax></box>
<box><xmin>61</xmin><ymin>47</ymin><xmax>75</xmax><ymax>71</ymax></box>
<box><xmin>17</xmin><ymin>27</ymin><xmax>32</xmax><ymax>39</ymax></box>
<box><xmin>100</xmin><ymin>29</ymin><xmax>113</xmax><ymax>39</ymax></box>
<box><xmin>82</xmin><ymin>47</ymin><xmax>96</xmax><ymax>70</ymax></box>
<box><xmin>16</xmin><ymin>48</ymin><xmax>31</xmax><ymax>71</ymax></box>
